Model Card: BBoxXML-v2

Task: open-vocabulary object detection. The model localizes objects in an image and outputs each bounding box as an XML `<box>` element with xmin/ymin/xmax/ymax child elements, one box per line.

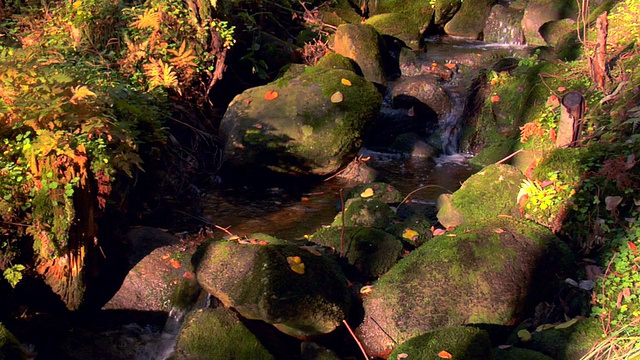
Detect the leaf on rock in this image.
<box><xmin>287</xmin><ymin>256</ymin><xmax>305</xmax><ymax>274</ymax></box>
<box><xmin>554</xmin><ymin>318</ymin><xmax>578</xmax><ymax>329</ymax></box>
<box><xmin>536</xmin><ymin>324</ymin><xmax>555</xmax><ymax>332</ymax></box>
<box><xmin>397</xmin><ymin>353</ymin><xmax>409</xmax><ymax>359</ymax></box>
<box><xmin>360</xmin><ymin>187</ymin><xmax>374</xmax><ymax>198</ymax></box>
<box><xmin>433</xmin><ymin>228</ymin><xmax>446</xmax><ymax>236</ymax></box>
<box><xmin>169</xmin><ymin>259</ymin><xmax>181</xmax><ymax>269</ymax></box>
<box><xmin>341</xmin><ymin>78</ymin><xmax>352</xmax><ymax>86</ymax></box>
<box><xmin>438</xmin><ymin>350</ymin><xmax>453</xmax><ymax>359</ymax></box>
<box><xmin>517</xmin><ymin>329</ymin><xmax>532</xmax><ymax>342</ymax></box>
<box><xmin>330</xmin><ymin>91</ymin><xmax>343</xmax><ymax>103</ymax></box>
<box><xmin>264</xmin><ymin>90</ymin><xmax>279</xmax><ymax>101</ymax></box>
<box><xmin>360</xmin><ymin>285</ymin><xmax>374</xmax><ymax>295</ymax></box>
<box><xmin>402</xmin><ymin>228</ymin><xmax>419</xmax><ymax>241</ymax></box>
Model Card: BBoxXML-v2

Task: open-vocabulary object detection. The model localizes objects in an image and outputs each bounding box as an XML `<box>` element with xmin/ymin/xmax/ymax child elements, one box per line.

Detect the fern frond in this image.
<box><xmin>130</xmin><ymin>8</ymin><xmax>161</xmax><ymax>30</ymax></box>
<box><xmin>143</xmin><ymin>58</ymin><xmax>179</xmax><ymax>93</ymax></box>
<box><xmin>169</xmin><ymin>40</ymin><xmax>197</xmax><ymax>69</ymax></box>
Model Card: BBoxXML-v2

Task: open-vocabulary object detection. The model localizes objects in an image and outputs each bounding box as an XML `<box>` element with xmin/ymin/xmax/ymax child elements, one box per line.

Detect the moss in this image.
<box><xmin>532</xmin><ymin>148</ymin><xmax>585</xmax><ymax>184</ymax></box>
<box><xmin>515</xmin><ymin>317</ymin><xmax>602</xmax><ymax>360</ymax></box>
<box><xmin>370</xmin><ymin>0</ymin><xmax>434</xmax><ymax>33</ymax></box>
<box><xmin>344</xmin><ymin>182</ymin><xmax>404</xmax><ymax>204</ymax></box>
<box><xmin>331</xmin><ymin>198</ymin><xmax>397</xmax><ymax>228</ymax></box>
<box><xmin>365</xmin><ymin>13</ymin><xmax>421</xmax><ymax>44</ymax></box>
<box><xmin>169</xmin><ymin>277</ymin><xmax>201</xmax><ymax>310</ymax></box>
<box><xmin>493</xmin><ymin>347</ymin><xmax>555</xmax><ymax>360</ymax></box>
<box><xmin>315</xmin><ymin>53</ymin><xmax>360</xmax><ymax>74</ymax></box>
<box><xmin>0</xmin><ymin>323</ymin><xmax>25</xmax><ymax>360</ymax></box>
<box><xmin>388</xmin><ymin>326</ymin><xmax>492</xmax><ymax>360</ymax></box>
<box><xmin>443</xmin><ymin>0</ymin><xmax>495</xmax><ymax>38</ymax></box>
<box><xmin>172</xmin><ymin>308</ymin><xmax>274</xmax><ymax>360</ymax></box>
<box><xmin>386</xmin><ymin>219</ymin><xmax>433</xmax><ymax>247</ymax></box>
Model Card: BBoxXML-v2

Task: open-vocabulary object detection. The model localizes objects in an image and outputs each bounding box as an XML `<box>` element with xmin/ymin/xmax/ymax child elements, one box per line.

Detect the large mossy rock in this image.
<box><xmin>309</xmin><ymin>227</ymin><xmax>403</xmax><ymax>278</ymax></box>
<box><xmin>171</xmin><ymin>307</ymin><xmax>274</xmax><ymax>360</ymax></box>
<box><xmin>444</xmin><ymin>0</ymin><xmax>497</xmax><ymax>39</ymax></box>
<box><xmin>368</xmin><ymin>0</ymin><xmax>434</xmax><ymax>35</ymax></box>
<box><xmin>493</xmin><ymin>347</ymin><xmax>555</xmax><ymax>360</ymax></box>
<box><xmin>356</xmin><ymin>218</ymin><xmax>574</xmax><ymax>356</ymax></box>
<box><xmin>388</xmin><ymin>326</ymin><xmax>493</xmax><ymax>360</ymax></box>
<box><xmin>434</xmin><ymin>0</ymin><xmax>462</xmax><ymax>26</ymax></box>
<box><xmin>344</xmin><ymin>182</ymin><xmax>404</xmax><ymax>204</ymax></box>
<box><xmin>522</xmin><ymin>0</ymin><xmax>578</xmax><ymax>46</ymax></box>
<box><xmin>194</xmin><ymin>240</ymin><xmax>351</xmax><ymax>338</ymax></box>
<box><xmin>219</xmin><ymin>66</ymin><xmax>382</xmax><ymax>177</ymax></box>
<box><xmin>0</xmin><ymin>323</ymin><xmax>27</xmax><ymax>360</ymax></box>
<box><xmin>436</xmin><ymin>164</ymin><xmax>525</xmax><ymax>228</ymax></box>
<box><xmin>331</xmin><ymin>198</ymin><xmax>398</xmax><ymax>229</ymax></box>
<box><xmin>365</xmin><ymin>13</ymin><xmax>421</xmax><ymax>45</ymax></box>
<box><xmin>332</xmin><ymin>24</ymin><xmax>388</xmax><ymax>85</ymax></box>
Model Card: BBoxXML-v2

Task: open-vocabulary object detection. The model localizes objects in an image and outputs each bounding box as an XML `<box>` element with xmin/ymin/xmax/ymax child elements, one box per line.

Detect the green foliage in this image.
<box><xmin>2</xmin><ymin>264</ymin><xmax>25</xmax><ymax>288</ymax></box>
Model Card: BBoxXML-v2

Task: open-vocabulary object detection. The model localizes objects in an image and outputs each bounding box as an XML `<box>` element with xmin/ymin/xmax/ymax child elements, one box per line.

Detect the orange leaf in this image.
<box><xmin>341</xmin><ymin>78</ymin><xmax>352</xmax><ymax>86</ymax></box>
<box><xmin>169</xmin><ymin>259</ymin><xmax>181</xmax><ymax>269</ymax></box>
<box><xmin>558</xmin><ymin>86</ymin><xmax>567</xmax><ymax>92</ymax></box>
<box><xmin>493</xmin><ymin>228</ymin><xmax>504</xmax><ymax>234</ymax></box>
<box><xmin>444</xmin><ymin>63</ymin><xmax>457</xmax><ymax>70</ymax></box>
<box><xmin>628</xmin><ymin>242</ymin><xmax>638</xmax><ymax>251</ymax></box>
<box><xmin>438</xmin><ymin>350</ymin><xmax>453</xmax><ymax>359</ymax></box>
<box><xmin>287</xmin><ymin>256</ymin><xmax>305</xmax><ymax>274</ymax></box>
<box><xmin>490</xmin><ymin>95</ymin><xmax>501</xmax><ymax>103</ymax></box>
<box><xmin>264</xmin><ymin>90</ymin><xmax>279</xmax><ymax>101</ymax></box>
<box><xmin>182</xmin><ymin>271</ymin><xmax>194</xmax><ymax>279</ymax></box>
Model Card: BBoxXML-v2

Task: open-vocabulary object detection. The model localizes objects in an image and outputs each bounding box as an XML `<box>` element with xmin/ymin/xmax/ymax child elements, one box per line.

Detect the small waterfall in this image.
<box><xmin>438</xmin><ymin>86</ymin><xmax>466</xmax><ymax>155</ymax></box>
<box><xmin>135</xmin><ymin>291</ymin><xmax>211</xmax><ymax>360</ymax></box>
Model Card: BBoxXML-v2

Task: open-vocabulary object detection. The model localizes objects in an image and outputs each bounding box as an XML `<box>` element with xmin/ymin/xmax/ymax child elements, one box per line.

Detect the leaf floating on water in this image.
<box><xmin>287</xmin><ymin>256</ymin><xmax>305</xmax><ymax>274</ymax></box>
<box><xmin>360</xmin><ymin>187</ymin><xmax>374</xmax><ymax>198</ymax></box>
<box><xmin>554</xmin><ymin>318</ymin><xmax>578</xmax><ymax>329</ymax></box>
<box><xmin>331</xmin><ymin>91</ymin><xmax>344</xmax><ymax>103</ymax></box>
<box><xmin>341</xmin><ymin>78</ymin><xmax>352</xmax><ymax>86</ymax></box>
<box><xmin>264</xmin><ymin>90</ymin><xmax>279</xmax><ymax>101</ymax></box>
<box><xmin>402</xmin><ymin>228</ymin><xmax>419</xmax><ymax>241</ymax></box>
<box><xmin>438</xmin><ymin>350</ymin><xmax>453</xmax><ymax>359</ymax></box>
<box><xmin>517</xmin><ymin>329</ymin><xmax>532</xmax><ymax>342</ymax></box>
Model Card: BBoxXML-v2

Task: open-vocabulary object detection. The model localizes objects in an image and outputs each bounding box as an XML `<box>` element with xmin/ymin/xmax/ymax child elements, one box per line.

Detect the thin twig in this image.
<box><xmin>214</xmin><ymin>224</ymin><xmax>234</xmax><ymax>237</ymax></box>
<box><xmin>342</xmin><ymin>320</ymin><xmax>369</xmax><ymax>360</ymax></box>
<box><xmin>339</xmin><ymin>188</ymin><xmax>346</xmax><ymax>258</ymax></box>
<box><xmin>395</xmin><ymin>184</ymin><xmax>452</xmax><ymax>214</ymax></box>
<box><xmin>496</xmin><ymin>148</ymin><xmax>525</xmax><ymax>164</ymax></box>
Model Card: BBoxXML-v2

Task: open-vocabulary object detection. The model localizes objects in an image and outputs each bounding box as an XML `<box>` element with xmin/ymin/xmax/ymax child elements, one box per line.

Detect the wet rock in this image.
<box><xmin>219</xmin><ymin>66</ymin><xmax>382</xmax><ymax>178</ymax></box>
<box><xmin>390</xmin><ymin>75</ymin><xmax>453</xmax><ymax>117</ymax></box>
<box><xmin>436</xmin><ymin>164</ymin><xmax>525</xmax><ymax>227</ymax></box>
<box><xmin>195</xmin><ymin>240</ymin><xmax>351</xmax><ymax>338</ymax></box>
<box><xmin>103</xmin><ymin>241</ymin><xmax>198</xmax><ymax>312</ymax></box>
<box><xmin>388</xmin><ymin>326</ymin><xmax>493</xmax><ymax>360</ymax></box>
<box><xmin>334</xmin><ymin>156</ymin><xmax>378</xmax><ymax>183</ymax></box>
<box><xmin>356</xmin><ymin>218</ymin><xmax>574</xmax><ymax>356</ymax></box>
<box><xmin>483</xmin><ymin>4</ymin><xmax>526</xmax><ymax>45</ymax></box>
<box><xmin>172</xmin><ymin>307</ymin><xmax>274</xmax><ymax>360</ymax></box>
<box><xmin>389</xmin><ymin>132</ymin><xmax>438</xmax><ymax>159</ymax></box>
<box><xmin>309</xmin><ymin>227</ymin><xmax>403</xmax><ymax>278</ymax></box>
<box><xmin>332</xmin><ymin>23</ymin><xmax>388</xmax><ymax>85</ymax></box>
<box><xmin>444</xmin><ymin>0</ymin><xmax>496</xmax><ymax>39</ymax></box>
<box><xmin>331</xmin><ymin>198</ymin><xmax>397</xmax><ymax>229</ymax></box>
<box><xmin>522</xmin><ymin>0</ymin><xmax>578</xmax><ymax>46</ymax></box>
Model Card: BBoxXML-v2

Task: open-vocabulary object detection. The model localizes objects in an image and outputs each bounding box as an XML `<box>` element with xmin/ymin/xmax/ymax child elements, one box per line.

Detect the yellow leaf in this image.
<box><xmin>341</xmin><ymin>78</ymin><xmax>352</xmax><ymax>86</ymax></box>
<box><xmin>517</xmin><ymin>329</ymin><xmax>532</xmax><ymax>342</ymax></box>
<box><xmin>554</xmin><ymin>318</ymin><xmax>578</xmax><ymax>329</ymax></box>
<box><xmin>287</xmin><ymin>256</ymin><xmax>305</xmax><ymax>274</ymax></box>
<box><xmin>69</xmin><ymin>85</ymin><xmax>96</xmax><ymax>104</ymax></box>
<box><xmin>330</xmin><ymin>91</ymin><xmax>343</xmax><ymax>103</ymax></box>
<box><xmin>536</xmin><ymin>324</ymin><xmax>556</xmax><ymax>332</ymax></box>
<box><xmin>402</xmin><ymin>228</ymin><xmax>419</xmax><ymax>241</ymax></box>
<box><xmin>72</xmin><ymin>1</ymin><xmax>82</xmax><ymax>9</ymax></box>
<box><xmin>438</xmin><ymin>350</ymin><xmax>453</xmax><ymax>359</ymax></box>
<box><xmin>130</xmin><ymin>8</ymin><xmax>161</xmax><ymax>30</ymax></box>
<box><xmin>360</xmin><ymin>285</ymin><xmax>374</xmax><ymax>295</ymax></box>
<box><xmin>360</xmin><ymin>188</ymin><xmax>374</xmax><ymax>198</ymax></box>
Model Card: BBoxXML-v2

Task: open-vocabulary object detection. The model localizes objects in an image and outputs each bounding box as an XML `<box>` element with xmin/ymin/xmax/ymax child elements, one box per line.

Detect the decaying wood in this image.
<box><xmin>591</xmin><ymin>12</ymin><xmax>609</xmax><ymax>92</ymax></box>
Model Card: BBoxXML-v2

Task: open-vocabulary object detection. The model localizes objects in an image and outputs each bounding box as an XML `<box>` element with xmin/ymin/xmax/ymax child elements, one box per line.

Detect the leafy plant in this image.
<box><xmin>2</xmin><ymin>264</ymin><xmax>25</xmax><ymax>288</ymax></box>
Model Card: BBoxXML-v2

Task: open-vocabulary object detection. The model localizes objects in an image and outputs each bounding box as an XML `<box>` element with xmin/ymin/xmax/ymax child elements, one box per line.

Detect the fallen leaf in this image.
<box><xmin>161</xmin><ymin>253</ymin><xmax>171</xmax><ymax>260</ymax></box>
<box><xmin>182</xmin><ymin>271</ymin><xmax>194</xmax><ymax>279</ymax></box>
<box><xmin>360</xmin><ymin>285</ymin><xmax>374</xmax><ymax>295</ymax></box>
<box><xmin>558</xmin><ymin>86</ymin><xmax>567</xmax><ymax>92</ymax></box>
<box><xmin>264</xmin><ymin>90</ymin><xmax>279</xmax><ymax>101</ymax></box>
<box><xmin>628</xmin><ymin>242</ymin><xmax>638</xmax><ymax>251</ymax></box>
<box><xmin>397</xmin><ymin>353</ymin><xmax>409</xmax><ymax>360</ymax></box>
<box><xmin>491</xmin><ymin>95</ymin><xmax>501</xmax><ymax>103</ymax></box>
<box><xmin>555</xmin><ymin>318</ymin><xmax>578</xmax><ymax>329</ymax></box>
<box><xmin>517</xmin><ymin>329</ymin><xmax>532</xmax><ymax>342</ymax></box>
<box><xmin>287</xmin><ymin>256</ymin><xmax>305</xmax><ymax>274</ymax></box>
<box><xmin>360</xmin><ymin>188</ymin><xmax>375</xmax><ymax>198</ymax></box>
<box><xmin>169</xmin><ymin>259</ymin><xmax>181</xmax><ymax>269</ymax></box>
<box><xmin>438</xmin><ymin>350</ymin><xmax>453</xmax><ymax>359</ymax></box>
<box><xmin>444</xmin><ymin>63</ymin><xmax>457</xmax><ymax>70</ymax></box>
<box><xmin>536</xmin><ymin>324</ymin><xmax>555</xmax><ymax>332</ymax></box>
<box><xmin>341</xmin><ymin>78</ymin><xmax>352</xmax><ymax>86</ymax></box>
<box><xmin>445</xmin><ymin>233</ymin><xmax>457</xmax><ymax>237</ymax></box>
<box><xmin>605</xmin><ymin>196</ymin><xmax>623</xmax><ymax>211</ymax></box>
<box><xmin>402</xmin><ymin>228</ymin><xmax>419</xmax><ymax>241</ymax></box>
<box><xmin>243</xmin><ymin>98</ymin><xmax>252</xmax><ymax>104</ymax></box>
<box><xmin>331</xmin><ymin>91</ymin><xmax>344</xmax><ymax>103</ymax></box>
<box><xmin>493</xmin><ymin>228</ymin><xmax>504</xmax><ymax>234</ymax></box>
<box><xmin>433</xmin><ymin>228</ymin><xmax>446</xmax><ymax>236</ymax></box>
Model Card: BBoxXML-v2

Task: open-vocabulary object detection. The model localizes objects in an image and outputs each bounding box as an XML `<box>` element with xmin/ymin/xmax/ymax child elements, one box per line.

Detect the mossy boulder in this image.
<box><xmin>219</xmin><ymin>66</ymin><xmax>382</xmax><ymax>177</ymax></box>
<box><xmin>0</xmin><ymin>323</ymin><xmax>27</xmax><ymax>360</ymax></box>
<box><xmin>388</xmin><ymin>326</ymin><xmax>493</xmax><ymax>360</ymax></box>
<box><xmin>434</xmin><ymin>0</ymin><xmax>462</xmax><ymax>26</ymax></box>
<box><xmin>483</xmin><ymin>4</ymin><xmax>526</xmax><ymax>45</ymax></box>
<box><xmin>386</xmin><ymin>218</ymin><xmax>434</xmax><ymax>247</ymax></box>
<box><xmin>171</xmin><ymin>308</ymin><xmax>274</xmax><ymax>360</ymax></box>
<box><xmin>444</xmin><ymin>0</ymin><xmax>497</xmax><ymax>39</ymax></box>
<box><xmin>194</xmin><ymin>241</ymin><xmax>351</xmax><ymax>338</ymax></box>
<box><xmin>539</xmin><ymin>19</ymin><xmax>577</xmax><ymax>50</ymax></box>
<box><xmin>365</xmin><ymin>13</ymin><xmax>421</xmax><ymax>46</ymax></box>
<box><xmin>493</xmin><ymin>347</ymin><xmax>555</xmax><ymax>360</ymax></box>
<box><xmin>522</xmin><ymin>0</ymin><xmax>578</xmax><ymax>46</ymax></box>
<box><xmin>510</xmin><ymin>318</ymin><xmax>602</xmax><ymax>360</ymax></box>
<box><xmin>315</xmin><ymin>53</ymin><xmax>361</xmax><ymax>74</ymax></box>
<box><xmin>103</xmin><ymin>235</ymin><xmax>199</xmax><ymax>312</ymax></box>
<box><xmin>309</xmin><ymin>227</ymin><xmax>403</xmax><ymax>278</ymax></box>
<box><xmin>436</xmin><ymin>164</ymin><xmax>525</xmax><ymax>228</ymax></box>
<box><xmin>331</xmin><ymin>198</ymin><xmax>398</xmax><ymax>229</ymax></box>
<box><xmin>332</xmin><ymin>24</ymin><xmax>388</xmax><ymax>85</ymax></box>
<box><xmin>344</xmin><ymin>182</ymin><xmax>404</xmax><ymax>204</ymax></box>
<box><xmin>317</xmin><ymin>0</ymin><xmax>361</xmax><ymax>27</ymax></box>
<box><xmin>368</xmin><ymin>0</ymin><xmax>434</xmax><ymax>35</ymax></box>
<box><xmin>356</xmin><ymin>218</ymin><xmax>574</xmax><ymax>356</ymax></box>
<box><xmin>390</xmin><ymin>74</ymin><xmax>454</xmax><ymax>117</ymax></box>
